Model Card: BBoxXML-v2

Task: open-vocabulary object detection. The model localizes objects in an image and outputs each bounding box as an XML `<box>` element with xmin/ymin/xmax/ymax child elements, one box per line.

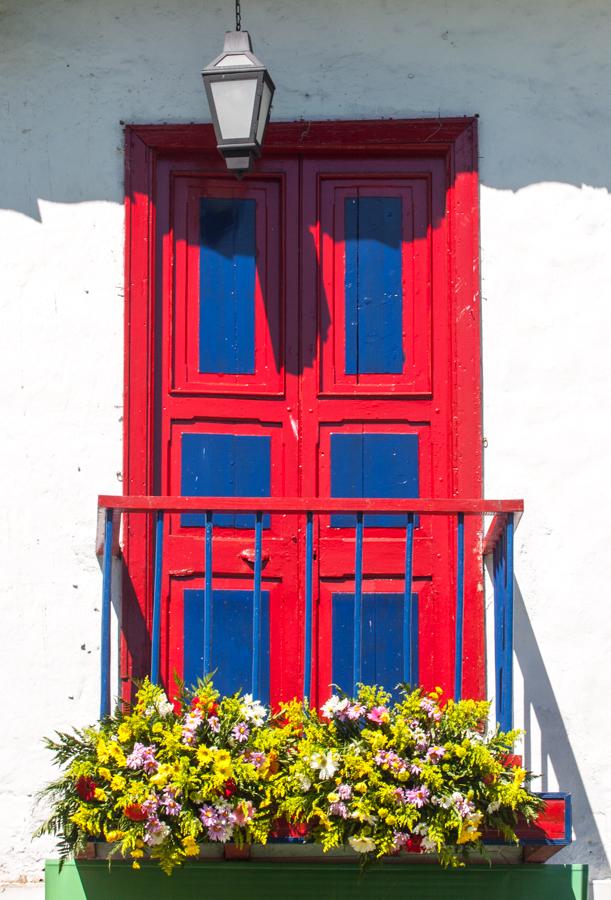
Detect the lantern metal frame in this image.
<box><xmin>202</xmin><ymin>30</ymin><xmax>275</xmax><ymax>173</ymax></box>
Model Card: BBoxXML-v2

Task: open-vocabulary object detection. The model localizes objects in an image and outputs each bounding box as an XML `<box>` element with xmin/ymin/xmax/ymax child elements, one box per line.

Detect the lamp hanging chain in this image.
<box><xmin>235</xmin><ymin>0</ymin><xmax>241</xmax><ymax>31</ymax></box>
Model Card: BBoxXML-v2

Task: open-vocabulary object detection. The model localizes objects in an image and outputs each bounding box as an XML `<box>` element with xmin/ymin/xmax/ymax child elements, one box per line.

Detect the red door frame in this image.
<box><xmin>122</xmin><ymin>118</ymin><xmax>482</xmax><ymax>697</ymax></box>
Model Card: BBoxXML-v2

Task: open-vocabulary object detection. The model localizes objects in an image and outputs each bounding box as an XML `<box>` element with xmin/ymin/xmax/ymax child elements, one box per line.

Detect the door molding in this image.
<box><xmin>123</xmin><ymin>118</ymin><xmax>482</xmax><ymax>691</ymax></box>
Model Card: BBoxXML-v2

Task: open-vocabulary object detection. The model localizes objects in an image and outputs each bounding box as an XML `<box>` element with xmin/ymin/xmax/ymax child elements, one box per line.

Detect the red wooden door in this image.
<box><xmin>124</xmin><ymin>121</ymin><xmax>482</xmax><ymax>708</ymax></box>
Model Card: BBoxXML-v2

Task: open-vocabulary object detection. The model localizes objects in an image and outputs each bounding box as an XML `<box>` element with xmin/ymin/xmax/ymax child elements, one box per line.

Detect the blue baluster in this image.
<box><xmin>403</xmin><ymin>512</ymin><xmax>415</xmax><ymax>685</ymax></box>
<box><xmin>501</xmin><ymin>514</ymin><xmax>515</xmax><ymax>732</ymax></box>
<box><xmin>303</xmin><ymin>511</ymin><xmax>314</xmax><ymax>702</ymax></box>
<box><xmin>454</xmin><ymin>512</ymin><xmax>465</xmax><ymax>701</ymax></box>
<box><xmin>251</xmin><ymin>511</ymin><xmax>263</xmax><ymax>698</ymax></box>
<box><xmin>100</xmin><ymin>509</ymin><xmax>114</xmax><ymax>718</ymax></box>
<box><xmin>150</xmin><ymin>511</ymin><xmax>164</xmax><ymax>686</ymax></box>
<box><xmin>203</xmin><ymin>511</ymin><xmax>213</xmax><ymax>677</ymax></box>
<box><xmin>493</xmin><ymin>540</ymin><xmax>503</xmax><ymax>727</ymax></box>
<box><xmin>353</xmin><ymin>512</ymin><xmax>364</xmax><ymax>694</ymax></box>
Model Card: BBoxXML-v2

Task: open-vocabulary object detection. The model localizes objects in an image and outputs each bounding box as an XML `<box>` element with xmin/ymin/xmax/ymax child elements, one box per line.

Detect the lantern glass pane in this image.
<box><xmin>210</xmin><ymin>78</ymin><xmax>258</xmax><ymax>139</ymax></box>
<box><xmin>217</xmin><ymin>53</ymin><xmax>254</xmax><ymax>67</ymax></box>
<box><xmin>256</xmin><ymin>81</ymin><xmax>272</xmax><ymax>145</ymax></box>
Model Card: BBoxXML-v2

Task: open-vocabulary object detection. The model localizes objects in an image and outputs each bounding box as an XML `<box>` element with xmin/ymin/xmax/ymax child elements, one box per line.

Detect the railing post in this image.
<box><xmin>202</xmin><ymin>511</ymin><xmax>213</xmax><ymax>678</ymax></box>
<box><xmin>251</xmin><ymin>511</ymin><xmax>263</xmax><ymax>698</ymax></box>
<box><xmin>100</xmin><ymin>509</ymin><xmax>114</xmax><ymax>718</ymax></box>
<box><xmin>454</xmin><ymin>512</ymin><xmax>465</xmax><ymax>701</ymax></box>
<box><xmin>403</xmin><ymin>512</ymin><xmax>415</xmax><ymax>685</ymax></box>
<box><xmin>150</xmin><ymin>511</ymin><xmax>164</xmax><ymax>686</ymax></box>
<box><xmin>303</xmin><ymin>511</ymin><xmax>314</xmax><ymax>702</ymax></box>
<box><xmin>495</xmin><ymin>514</ymin><xmax>514</xmax><ymax>732</ymax></box>
<box><xmin>353</xmin><ymin>511</ymin><xmax>364</xmax><ymax>694</ymax></box>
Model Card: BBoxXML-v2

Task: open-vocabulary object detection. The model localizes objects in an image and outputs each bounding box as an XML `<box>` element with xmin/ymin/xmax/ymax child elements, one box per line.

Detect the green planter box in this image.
<box><xmin>46</xmin><ymin>860</ymin><xmax>588</xmax><ymax>900</ymax></box>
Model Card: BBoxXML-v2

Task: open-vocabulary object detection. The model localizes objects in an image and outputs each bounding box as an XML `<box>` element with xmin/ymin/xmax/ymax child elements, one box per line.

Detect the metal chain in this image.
<box><xmin>235</xmin><ymin>0</ymin><xmax>241</xmax><ymax>31</ymax></box>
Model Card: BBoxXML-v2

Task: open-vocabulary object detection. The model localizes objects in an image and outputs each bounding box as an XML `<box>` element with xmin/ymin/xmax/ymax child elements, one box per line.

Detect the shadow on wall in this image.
<box><xmin>514</xmin><ymin>583</ymin><xmax>610</xmax><ymax>878</ymax></box>
<box><xmin>2</xmin><ymin>0</ymin><xmax>611</xmax><ymax>219</ymax></box>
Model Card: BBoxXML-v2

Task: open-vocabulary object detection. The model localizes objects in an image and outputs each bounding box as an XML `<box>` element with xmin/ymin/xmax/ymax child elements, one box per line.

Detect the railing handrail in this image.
<box><xmin>98</xmin><ymin>494</ymin><xmax>524</xmax><ymax>515</ymax></box>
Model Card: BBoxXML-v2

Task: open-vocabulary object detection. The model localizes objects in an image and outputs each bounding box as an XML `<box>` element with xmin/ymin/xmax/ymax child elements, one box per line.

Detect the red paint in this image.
<box><xmin>123</xmin><ymin>119</ymin><xmax>484</xmax><ymax>706</ymax></box>
<box><xmin>100</xmin><ymin>496</ymin><xmax>523</xmax><ymax>514</ymax></box>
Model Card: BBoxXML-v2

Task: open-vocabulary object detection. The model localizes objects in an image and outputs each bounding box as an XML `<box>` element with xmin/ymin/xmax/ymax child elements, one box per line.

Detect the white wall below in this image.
<box><xmin>1</xmin><ymin>0</ymin><xmax>610</xmax><ymax>889</ymax></box>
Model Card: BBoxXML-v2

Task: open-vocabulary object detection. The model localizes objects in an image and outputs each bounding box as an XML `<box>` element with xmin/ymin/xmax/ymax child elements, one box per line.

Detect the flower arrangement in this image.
<box><xmin>38</xmin><ymin>679</ymin><xmax>542</xmax><ymax>873</ymax></box>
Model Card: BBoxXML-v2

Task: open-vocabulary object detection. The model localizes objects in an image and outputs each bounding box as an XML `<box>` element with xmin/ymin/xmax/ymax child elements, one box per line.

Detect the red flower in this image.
<box><xmin>207</xmin><ymin>701</ymin><xmax>219</xmax><ymax>716</ymax></box>
<box><xmin>223</xmin><ymin>779</ymin><xmax>237</xmax><ymax>799</ymax></box>
<box><xmin>501</xmin><ymin>754</ymin><xmax>522</xmax><ymax>769</ymax></box>
<box><xmin>75</xmin><ymin>776</ymin><xmax>97</xmax><ymax>801</ymax></box>
<box><xmin>191</xmin><ymin>697</ymin><xmax>201</xmax><ymax>709</ymax></box>
<box><xmin>405</xmin><ymin>835</ymin><xmax>423</xmax><ymax>853</ymax></box>
<box><xmin>124</xmin><ymin>804</ymin><xmax>147</xmax><ymax>822</ymax></box>
<box><xmin>172</xmin><ymin>699</ymin><xmax>183</xmax><ymax>715</ymax></box>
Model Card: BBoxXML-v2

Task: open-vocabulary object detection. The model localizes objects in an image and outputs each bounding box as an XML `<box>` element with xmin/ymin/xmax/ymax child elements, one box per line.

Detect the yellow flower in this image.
<box><xmin>94</xmin><ymin>788</ymin><xmax>107</xmax><ymax>802</ymax></box>
<box><xmin>110</xmin><ymin>774</ymin><xmax>126</xmax><ymax>792</ymax></box>
<box><xmin>105</xmin><ymin>830</ymin><xmax>125</xmax><ymax>842</ymax></box>
<box><xmin>457</xmin><ymin>812</ymin><xmax>483</xmax><ymax>845</ymax></box>
<box><xmin>152</xmin><ymin>722</ymin><xmax>164</xmax><ymax>734</ymax></box>
<box><xmin>132</xmin><ymin>861</ymin><xmax>141</xmax><ymax>870</ymax></box>
<box><xmin>96</xmin><ymin>740</ymin><xmax>110</xmax><ymax>763</ymax></box>
<box><xmin>109</xmin><ymin>746</ymin><xmax>126</xmax><ymax>767</ymax></box>
<box><xmin>150</xmin><ymin>764</ymin><xmax>172</xmax><ymax>787</ymax></box>
<box><xmin>117</xmin><ymin>723</ymin><xmax>132</xmax><ymax>743</ymax></box>
<box><xmin>197</xmin><ymin>746</ymin><xmax>214</xmax><ymax>767</ymax></box>
<box><xmin>327</xmin><ymin>792</ymin><xmax>339</xmax><ymax>803</ymax></box>
<box><xmin>355</xmin><ymin>782</ymin><xmax>367</xmax><ymax>794</ymax></box>
<box><xmin>182</xmin><ymin>836</ymin><xmax>200</xmax><ymax>857</ymax></box>
<box><xmin>378</xmin><ymin>808</ymin><xmax>389</xmax><ymax>819</ymax></box>
<box><xmin>98</xmin><ymin>767</ymin><xmax>112</xmax><ymax>782</ymax></box>
<box><xmin>132</xmin><ymin>849</ymin><xmax>144</xmax><ymax>858</ymax></box>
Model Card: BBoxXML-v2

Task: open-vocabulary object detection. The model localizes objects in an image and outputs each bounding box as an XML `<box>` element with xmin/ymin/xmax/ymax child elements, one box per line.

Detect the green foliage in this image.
<box><xmin>38</xmin><ymin>679</ymin><xmax>543</xmax><ymax>874</ymax></box>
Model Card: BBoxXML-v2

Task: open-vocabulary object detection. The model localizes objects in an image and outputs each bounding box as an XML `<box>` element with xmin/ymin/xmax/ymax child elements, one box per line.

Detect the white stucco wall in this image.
<box><xmin>1</xmin><ymin>0</ymin><xmax>611</xmax><ymax>894</ymax></box>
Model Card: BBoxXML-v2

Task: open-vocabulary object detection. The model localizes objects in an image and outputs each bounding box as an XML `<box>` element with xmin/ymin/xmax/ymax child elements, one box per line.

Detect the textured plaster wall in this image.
<box><xmin>1</xmin><ymin>0</ymin><xmax>611</xmax><ymax>893</ymax></box>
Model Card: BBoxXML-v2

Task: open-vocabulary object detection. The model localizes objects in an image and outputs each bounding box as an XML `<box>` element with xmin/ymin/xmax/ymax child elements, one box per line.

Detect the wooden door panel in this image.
<box><xmin>301</xmin><ymin>157</ymin><xmax>458</xmax><ymax>702</ymax></box>
<box><xmin>159</xmin><ymin>160</ymin><xmax>301</xmax><ymax>699</ymax></box>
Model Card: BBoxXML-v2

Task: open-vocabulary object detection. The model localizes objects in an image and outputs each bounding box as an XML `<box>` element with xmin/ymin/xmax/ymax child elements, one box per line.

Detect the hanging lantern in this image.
<box><xmin>202</xmin><ymin>5</ymin><xmax>275</xmax><ymax>175</ymax></box>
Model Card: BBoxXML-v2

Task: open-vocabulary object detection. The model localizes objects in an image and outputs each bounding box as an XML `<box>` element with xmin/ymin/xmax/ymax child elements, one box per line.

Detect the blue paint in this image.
<box><xmin>181</xmin><ymin>432</ymin><xmax>270</xmax><ymax>529</ymax></box>
<box><xmin>150</xmin><ymin>511</ymin><xmax>164</xmax><ymax>686</ymax></box>
<box><xmin>410</xmin><ymin>591</ymin><xmax>419</xmax><ymax>688</ymax></box>
<box><xmin>344</xmin><ymin>196</ymin><xmax>404</xmax><ymax>375</ymax></box>
<box><xmin>251</xmin><ymin>512</ymin><xmax>263</xmax><ymax>697</ymax></box>
<box><xmin>333</xmin><ymin>592</ymin><xmax>418</xmax><ymax>699</ymax></box>
<box><xmin>199</xmin><ymin>198</ymin><xmax>256</xmax><ymax>375</ymax></box>
<box><xmin>331</xmin><ymin>432</ymin><xmax>419</xmax><ymax>528</ymax></box>
<box><xmin>454</xmin><ymin>513</ymin><xmax>465</xmax><ymax>701</ymax></box>
<box><xmin>353</xmin><ymin>512</ymin><xmax>364</xmax><ymax>692</ymax></box>
<box><xmin>303</xmin><ymin>512</ymin><xmax>314</xmax><ymax>701</ymax></box>
<box><xmin>494</xmin><ymin>515</ymin><xmax>514</xmax><ymax>732</ymax></box>
<box><xmin>202</xmin><ymin>511</ymin><xmax>213</xmax><ymax>677</ymax></box>
<box><xmin>100</xmin><ymin>509</ymin><xmax>113</xmax><ymax>718</ymax></box>
<box><xmin>184</xmin><ymin>588</ymin><xmax>270</xmax><ymax>702</ymax></box>
<box><xmin>403</xmin><ymin>513</ymin><xmax>415</xmax><ymax>684</ymax></box>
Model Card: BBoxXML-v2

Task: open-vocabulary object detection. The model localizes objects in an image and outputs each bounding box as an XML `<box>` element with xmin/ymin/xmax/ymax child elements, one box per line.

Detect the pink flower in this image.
<box><xmin>208</xmin><ymin>715</ymin><xmax>221</xmax><ymax>733</ymax></box>
<box><xmin>338</xmin><ymin>784</ymin><xmax>352</xmax><ymax>800</ymax></box>
<box><xmin>231</xmin><ymin>722</ymin><xmax>250</xmax><ymax>743</ymax></box>
<box><xmin>426</xmin><ymin>746</ymin><xmax>446</xmax><ymax>763</ymax></box>
<box><xmin>329</xmin><ymin>801</ymin><xmax>348</xmax><ymax>818</ymax></box>
<box><xmin>367</xmin><ymin>706</ymin><xmax>390</xmax><ymax>725</ymax></box>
